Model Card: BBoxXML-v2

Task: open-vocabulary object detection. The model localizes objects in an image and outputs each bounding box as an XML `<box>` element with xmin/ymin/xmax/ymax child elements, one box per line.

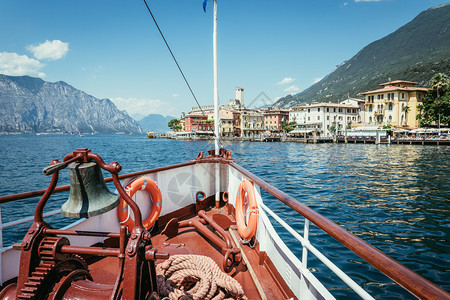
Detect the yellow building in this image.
<box><xmin>241</xmin><ymin>110</ymin><xmax>264</xmax><ymax>137</ymax></box>
<box><xmin>219</xmin><ymin>109</ymin><xmax>234</xmax><ymax>136</ymax></box>
<box><xmin>207</xmin><ymin>108</ymin><xmax>234</xmax><ymax>136</ymax></box>
<box><xmin>361</xmin><ymin>80</ymin><xmax>428</xmax><ymax>128</ymax></box>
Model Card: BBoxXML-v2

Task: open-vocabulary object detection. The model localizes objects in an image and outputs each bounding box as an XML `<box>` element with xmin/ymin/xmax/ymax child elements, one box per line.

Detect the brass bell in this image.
<box><xmin>62</xmin><ymin>162</ymin><xmax>119</xmax><ymax>218</ymax></box>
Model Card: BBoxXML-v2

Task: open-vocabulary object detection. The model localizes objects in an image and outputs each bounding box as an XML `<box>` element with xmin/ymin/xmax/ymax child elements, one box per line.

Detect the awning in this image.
<box><xmin>290</xmin><ymin>129</ymin><xmax>316</xmax><ymax>134</ymax></box>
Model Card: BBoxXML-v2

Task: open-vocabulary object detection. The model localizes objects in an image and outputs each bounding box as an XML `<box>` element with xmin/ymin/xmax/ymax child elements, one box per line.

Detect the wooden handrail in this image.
<box><xmin>228</xmin><ymin>161</ymin><xmax>449</xmax><ymax>300</ymax></box>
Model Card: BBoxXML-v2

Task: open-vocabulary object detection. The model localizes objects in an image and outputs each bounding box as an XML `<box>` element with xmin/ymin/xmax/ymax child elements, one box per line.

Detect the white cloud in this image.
<box><xmin>283</xmin><ymin>85</ymin><xmax>300</xmax><ymax>93</ymax></box>
<box><xmin>343</xmin><ymin>2</ymin><xmax>349</xmax><ymax>6</ymax></box>
<box><xmin>110</xmin><ymin>97</ymin><xmax>175</xmax><ymax>116</ymax></box>
<box><xmin>276</xmin><ymin>77</ymin><xmax>295</xmax><ymax>85</ymax></box>
<box><xmin>312</xmin><ymin>77</ymin><xmax>323</xmax><ymax>84</ymax></box>
<box><xmin>354</xmin><ymin>0</ymin><xmax>382</xmax><ymax>2</ymax></box>
<box><xmin>0</xmin><ymin>52</ymin><xmax>45</xmax><ymax>78</ymax></box>
<box><xmin>27</xmin><ymin>40</ymin><xmax>69</xmax><ymax>61</ymax></box>
<box><xmin>172</xmin><ymin>93</ymin><xmax>179</xmax><ymax>97</ymax></box>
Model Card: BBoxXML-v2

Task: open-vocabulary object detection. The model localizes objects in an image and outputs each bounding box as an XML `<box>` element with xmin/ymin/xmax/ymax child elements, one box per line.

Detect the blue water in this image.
<box><xmin>0</xmin><ymin>134</ymin><xmax>449</xmax><ymax>299</ymax></box>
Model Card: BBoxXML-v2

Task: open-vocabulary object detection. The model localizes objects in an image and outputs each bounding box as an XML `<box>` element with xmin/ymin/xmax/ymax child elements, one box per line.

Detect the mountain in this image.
<box><xmin>274</xmin><ymin>3</ymin><xmax>450</xmax><ymax>108</ymax></box>
<box><xmin>137</xmin><ymin>114</ymin><xmax>176</xmax><ymax>134</ymax></box>
<box><xmin>0</xmin><ymin>75</ymin><xmax>142</xmax><ymax>134</ymax></box>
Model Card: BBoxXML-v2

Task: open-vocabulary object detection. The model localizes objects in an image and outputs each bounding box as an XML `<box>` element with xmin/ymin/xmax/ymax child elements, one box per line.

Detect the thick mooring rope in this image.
<box><xmin>156</xmin><ymin>255</ymin><xmax>247</xmax><ymax>300</ymax></box>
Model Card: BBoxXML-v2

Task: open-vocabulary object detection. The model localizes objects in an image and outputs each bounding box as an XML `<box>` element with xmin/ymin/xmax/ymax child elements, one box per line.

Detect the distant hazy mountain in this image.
<box><xmin>132</xmin><ymin>113</ymin><xmax>146</xmax><ymax>121</ymax></box>
<box><xmin>0</xmin><ymin>75</ymin><xmax>142</xmax><ymax>134</ymax></box>
<box><xmin>137</xmin><ymin>114</ymin><xmax>175</xmax><ymax>134</ymax></box>
<box><xmin>274</xmin><ymin>3</ymin><xmax>450</xmax><ymax>108</ymax></box>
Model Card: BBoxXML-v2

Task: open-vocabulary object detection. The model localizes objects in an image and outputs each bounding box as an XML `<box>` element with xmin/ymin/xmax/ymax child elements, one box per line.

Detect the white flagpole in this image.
<box><xmin>213</xmin><ymin>0</ymin><xmax>219</xmax><ymax>155</ymax></box>
<box><xmin>213</xmin><ymin>0</ymin><xmax>220</xmax><ymax>208</ymax></box>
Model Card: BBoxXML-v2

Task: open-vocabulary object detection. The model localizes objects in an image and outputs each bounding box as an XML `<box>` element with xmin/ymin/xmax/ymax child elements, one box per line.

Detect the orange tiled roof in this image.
<box><xmin>379</xmin><ymin>80</ymin><xmax>418</xmax><ymax>86</ymax></box>
<box><xmin>361</xmin><ymin>86</ymin><xmax>428</xmax><ymax>95</ymax></box>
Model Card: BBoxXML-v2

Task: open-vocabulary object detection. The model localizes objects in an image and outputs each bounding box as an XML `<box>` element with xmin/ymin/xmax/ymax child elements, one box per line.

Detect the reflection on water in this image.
<box><xmin>0</xmin><ymin>135</ymin><xmax>449</xmax><ymax>298</ymax></box>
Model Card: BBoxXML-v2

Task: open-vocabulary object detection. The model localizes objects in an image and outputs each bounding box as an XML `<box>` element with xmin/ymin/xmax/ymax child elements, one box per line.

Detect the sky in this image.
<box><xmin>0</xmin><ymin>0</ymin><xmax>448</xmax><ymax>119</ymax></box>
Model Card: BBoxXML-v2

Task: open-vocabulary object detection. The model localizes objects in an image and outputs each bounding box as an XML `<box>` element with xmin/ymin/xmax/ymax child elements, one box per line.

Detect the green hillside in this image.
<box><xmin>274</xmin><ymin>3</ymin><xmax>450</xmax><ymax>108</ymax></box>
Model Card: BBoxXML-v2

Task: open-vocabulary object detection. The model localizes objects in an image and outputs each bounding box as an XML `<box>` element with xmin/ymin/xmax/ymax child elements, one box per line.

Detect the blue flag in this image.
<box><xmin>203</xmin><ymin>0</ymin><xmax>208</xmax><ymax>12</ymax></box>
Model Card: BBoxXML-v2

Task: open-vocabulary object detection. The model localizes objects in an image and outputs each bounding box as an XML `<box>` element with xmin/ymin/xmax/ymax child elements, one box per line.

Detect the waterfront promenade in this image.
<box><xmin>170</xmin><ymin>135</ymin><xmax>450</xmax><ymax>145</ymax></box>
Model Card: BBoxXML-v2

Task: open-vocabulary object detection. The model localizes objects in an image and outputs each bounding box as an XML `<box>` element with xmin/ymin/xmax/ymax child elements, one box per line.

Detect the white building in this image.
<box><xmin>290</xmin><ymin>101</ymin><xmax>362</xmax><ymax>137</ymax></box>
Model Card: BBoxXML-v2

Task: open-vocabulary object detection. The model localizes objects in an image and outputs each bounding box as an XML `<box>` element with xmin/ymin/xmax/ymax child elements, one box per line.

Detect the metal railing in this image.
<box><xmin>260</xmin><ymin>202</ymin><xmax>374</xmax><ymax>299</ymax></box>
<box><xmin>229</xmin><ymin>160</ymin><xmax>449</xmax><ymax>300</ymax></box>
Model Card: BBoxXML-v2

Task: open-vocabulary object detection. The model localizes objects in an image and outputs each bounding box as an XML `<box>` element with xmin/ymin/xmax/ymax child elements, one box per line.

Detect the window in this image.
<box><xmin>308</xmin><ymin>109</ymin><xmax>310</xmax><ymax>113</ymax></box>
<box><xmin>402</xmin><ymin>93</ymin><xmax>405</xmax><ymax>99</ymax></box>
<box><xmin>369</xmin><ymin>105</ymin><xmax>373</xmax><ymax>112</ymax></box>
<box><xmin>326</xmin><ymin>108</ymin><xmax>329</xmax><ymax>112</ymax></box>
<box><xmin>334</xmin><ymin>108</ymin><xmax>336</xmax><ymax>112</ymax></box>
<box><xmin>339</xmin><ymin>108</ymin><xmax>342</xmax><ymax>113</ymax></box>
<box><xmin>318</xmin><ymin>116</ymin><xmax>320</xmax><ymax>120</ymax></box>
<box><xmin>308</xmin><ymin>117</ymin><xmax>310</xmax><ymax>121</ymax></box>
<box><xmin>318</xmin><ymin>108</ymin><xmax>321</xmax><ymax>112</ymax></box>
<box><xmin>327</xmin><ymin>116</ymin><xmax>330</xmax><ymax>120</ymax></box>
<box><xmin>388</xmin><ymin>103</ymin><xmax>393</xmax><ymax>110</ymax></box>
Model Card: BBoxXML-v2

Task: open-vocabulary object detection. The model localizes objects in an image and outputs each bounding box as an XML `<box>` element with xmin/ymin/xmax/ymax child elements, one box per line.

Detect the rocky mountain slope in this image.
<box><xmin>0</xmin><ymin>75</ymin><xmax>142</xmax><ymax>134</ymax></box>
<box><xmin>274</xmin><ymin>3</ymin><xmax>450</xmax><ymax>108</ymax></box>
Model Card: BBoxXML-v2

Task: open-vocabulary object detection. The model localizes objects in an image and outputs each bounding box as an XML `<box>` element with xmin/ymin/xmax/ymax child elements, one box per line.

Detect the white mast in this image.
<box><xmin>213</xmin><ymin>0</ymin><xmax>221</xmax><ymax>208</ymax></box>
<box><xmin>213</xmin><ymin>0</ymin><xmax>219</xmax><ymax>155</ymax></box>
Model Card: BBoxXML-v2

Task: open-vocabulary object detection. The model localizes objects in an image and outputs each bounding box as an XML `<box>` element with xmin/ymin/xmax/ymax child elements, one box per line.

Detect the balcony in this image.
<box><xmin>374</xmin><ymin>111</ymin><xmax>384</xmax><ymax>116</ymax></box>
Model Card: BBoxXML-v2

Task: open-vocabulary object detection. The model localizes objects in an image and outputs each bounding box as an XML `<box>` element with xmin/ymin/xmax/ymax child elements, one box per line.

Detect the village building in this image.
<box><xmin>240</xmin><ymin>110</ymin><xmax>264</xmax><ymax>138</ymax></box>
<box><xmin>290</xmin><ymin>102</ymin><xmax>361</xmax><ymax>137</ymax></box>
<box><xmin>184</xmin><ymin>113</ymin><xmax>213</xmax><ymax>133</ymax></box>
<box><xmin>361</xmin><ymin>80</ymin><xmax>428</xmax><ymax>129</ymax></box>
<box><xmin>232</xmin><ymin>110</ymin><xmax>241</xmax><ymax>137</ymax></box>
<box><xmin>263</xmin><ymin>108</ymin><xmax>289</xmax><ymax>132</ymax></box>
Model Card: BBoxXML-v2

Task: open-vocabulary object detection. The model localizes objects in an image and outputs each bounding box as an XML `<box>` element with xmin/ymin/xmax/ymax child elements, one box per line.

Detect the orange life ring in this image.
<box><xmin>118</xmin><ymin>177</ymin><xmax>162</xmax><ymax>231</ymax></box>
<box><xmin>236</xmin><ymin>179</ymin><xmax>258</xmax><ymax>240</ymax></box>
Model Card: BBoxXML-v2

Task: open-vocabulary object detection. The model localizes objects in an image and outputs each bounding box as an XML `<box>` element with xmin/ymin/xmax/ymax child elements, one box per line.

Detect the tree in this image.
<box><xmin>429</xmin><ymin>73</ymin><xmax>449</xmax><ymax>98</ymax></box>
<box><xmin>419</xmin><ymin>73</ymin><xmax>450</xmax><ymax>128</ymax></box>
<box><xmin>402</xmin><ymin>105</ymin><xmax>410</xmax><ymax>127</ymax></box>
<box><xmin>168</xmin><ymin>119</ymin><xmax>182</xmax><ymax>131</ymax></box>
<box><xmin>416</xmin><ymin>104</ymin><xmax>424</xmax><ymax>128</ymax></box>
<box><xmin>282</xmin><ymin>121</ymin><xmax>296</xmax><ymax>133</ymax></box>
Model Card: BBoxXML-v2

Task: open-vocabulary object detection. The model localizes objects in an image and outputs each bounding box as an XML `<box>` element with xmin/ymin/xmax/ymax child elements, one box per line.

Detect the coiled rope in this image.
<box><xmin>156</xmin><ymin>255</ymin><xmax>247</xmax><ymax>300</ymax></box>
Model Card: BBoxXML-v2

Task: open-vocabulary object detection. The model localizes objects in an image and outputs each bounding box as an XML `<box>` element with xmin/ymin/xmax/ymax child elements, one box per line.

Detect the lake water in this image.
<box><xmin>0</xmin><ymin>134</ymin><xmax>449</xmax><ymax>299</ymax></box>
